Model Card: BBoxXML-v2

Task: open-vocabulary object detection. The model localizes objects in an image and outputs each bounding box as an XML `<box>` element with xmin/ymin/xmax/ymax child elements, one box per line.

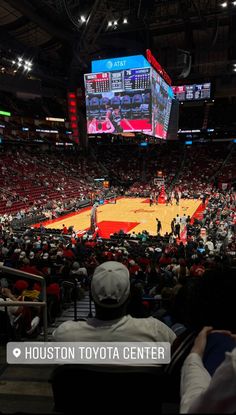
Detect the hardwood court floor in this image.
<box><xmin>45</xmin><ymin>198</ymin><xmax>202</xmax><ymax>238</ymax></box>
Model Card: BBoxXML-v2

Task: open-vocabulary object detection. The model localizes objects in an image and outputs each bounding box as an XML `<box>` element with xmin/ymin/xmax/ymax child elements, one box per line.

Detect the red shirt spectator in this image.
<box><xmin>190</xmin><ymin>263</ymin><xmax>205</xmax><ymax>277</ymax></box>
<box><xmin>159</xmin><ymin>254</ymin><xmax>172</xmax><ymax>266</ymax></box>
<box><xmin>62</xmin><ymin>225</ymin><xmax>68</xmax><ymax>234</ymax></box>
<box><xmin>63</xmin><ymin>248</ymin><xmax>75</xmax><ymax>259</ymax></box>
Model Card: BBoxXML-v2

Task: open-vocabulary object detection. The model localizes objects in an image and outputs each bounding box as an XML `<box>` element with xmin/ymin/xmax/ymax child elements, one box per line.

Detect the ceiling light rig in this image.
<box><xmin>80</xmin><ymin>15</ymin><xmax>86</xmax><ymax>23</ymax></box>
<box><xmin>107</xmin><ymin>16</ymin><xmax>129</xmax><ymax>30</ymax></box>
<box><xmin>12</xmin><ymin>57</ymin><xmax>33</xmax><ymax>73</ymax></box>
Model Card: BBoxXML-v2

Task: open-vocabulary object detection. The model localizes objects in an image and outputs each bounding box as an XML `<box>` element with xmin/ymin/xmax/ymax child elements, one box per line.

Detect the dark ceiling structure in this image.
<box><xmin>0</xmin><ymin>0</ymin><xmax>236</xmax><ymax>87</ymax></box>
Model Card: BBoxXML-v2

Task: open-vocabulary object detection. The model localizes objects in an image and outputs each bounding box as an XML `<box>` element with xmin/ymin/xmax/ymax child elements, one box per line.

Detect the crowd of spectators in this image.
<box><xmin>174</xmin><ymin>143</ymin><xmax>231</xmax><ymax>198</ymax></box>
<box><xmin>0</xmin><ymin>142</ymin><xmax>235</xmax><ymax>218</ymax></box>
<box><xmin>0</xmin><ymin>181</ymin><xmax>235</xmax><ymax>336</ymax></box>
<box><xmin>0</xmin><ymin>141</ymin><xmax>235</xmax><ymax>412</ymax></box>
<box><xmin>0</xmin><ymin>146</ymin><xmax>119</xmax><ymax>216</ymax></box>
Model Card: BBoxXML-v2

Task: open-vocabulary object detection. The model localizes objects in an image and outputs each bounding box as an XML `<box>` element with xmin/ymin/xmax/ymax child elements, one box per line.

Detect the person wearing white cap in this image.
<box><xmin>19</xmin><ymin>251</ymin><xmax>26</xmax><ymax>260</ymax></box>
<box><xmin>29</xmin><ymin>252</ymin><xmax>35</xmax><ymax>260</ymax></box>
<box><xmin>53</xmin><ymin>261</ymin><xmax>176</xmax><ymax>344</ymax></box>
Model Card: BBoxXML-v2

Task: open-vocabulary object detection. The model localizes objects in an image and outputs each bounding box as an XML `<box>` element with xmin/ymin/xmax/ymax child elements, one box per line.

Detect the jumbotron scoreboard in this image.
<box><xmin>84</xmin><ymin>51</ymin><xmax>176</xmax><ymax>139</ymax></box>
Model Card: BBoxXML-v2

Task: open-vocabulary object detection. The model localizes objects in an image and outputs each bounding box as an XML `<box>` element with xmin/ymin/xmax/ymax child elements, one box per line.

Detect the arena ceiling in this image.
<box><xmin>0</xmin><ymin>0</ymin><xmax>235</xmax><ymax>85</ymax></box>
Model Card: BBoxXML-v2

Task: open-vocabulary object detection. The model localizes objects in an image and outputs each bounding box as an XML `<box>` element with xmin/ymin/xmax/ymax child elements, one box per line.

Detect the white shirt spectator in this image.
<box><xmin>53</xmin><ymin>315</ymin><xmax>176</xmax><ymax>345</ymax></box>
<box><xmin>205</xmin><ymin>240</ymin><xmax>214</xmax><ymax>252</ymax></box>
<box><xmin>180</xmin><ymin>349</ymin><xmax>236</xmax><ymax>413</ymax></box>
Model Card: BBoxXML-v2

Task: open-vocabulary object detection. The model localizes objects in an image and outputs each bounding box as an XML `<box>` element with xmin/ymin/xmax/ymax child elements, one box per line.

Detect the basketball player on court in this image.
<box><xmin>90</xmin><ymin>202</ymin><xmax>98</xmax><ymax>233</ymax></box>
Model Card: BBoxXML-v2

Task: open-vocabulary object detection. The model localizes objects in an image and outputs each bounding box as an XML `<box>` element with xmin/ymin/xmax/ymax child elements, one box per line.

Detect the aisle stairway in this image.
<box><xmin>0</xmin><ymin>294</ymin><xmax>95</xmax><ymax>413</ymax></box>
<box><xmin>45</xmin><ymin>292</ymin><xmax>95</xmax><ymax>340</ymax></box>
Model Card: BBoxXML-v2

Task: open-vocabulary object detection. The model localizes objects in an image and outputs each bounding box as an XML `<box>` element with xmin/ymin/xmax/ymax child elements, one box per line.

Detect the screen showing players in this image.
<box><xmin>172</xmin><ymin>83</ymin><xmax>211</xmax><ymax>101</ymax></box>
<box><xmin>151</xmin><ymin>69</ymin><xmax>172</xmax><ymax>139</ymax></box>
<box><xmin>84</xmin><ymin>68</ymin><xmax>152</xmax><ymax>134</ymax></box>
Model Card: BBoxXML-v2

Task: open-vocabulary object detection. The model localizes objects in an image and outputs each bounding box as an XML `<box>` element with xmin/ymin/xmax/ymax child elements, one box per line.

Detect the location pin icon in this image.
<box><xmin>13</xmin><ymin>348</ymin><xmax>21</xmax><ymax>358</ymax></box>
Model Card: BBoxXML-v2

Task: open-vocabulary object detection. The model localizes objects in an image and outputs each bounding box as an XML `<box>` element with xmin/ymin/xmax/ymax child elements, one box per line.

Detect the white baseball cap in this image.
<box><xmin>91</xmin><ymin>261</ymin><xmax>130</xmax><ymax>308</ymax></box>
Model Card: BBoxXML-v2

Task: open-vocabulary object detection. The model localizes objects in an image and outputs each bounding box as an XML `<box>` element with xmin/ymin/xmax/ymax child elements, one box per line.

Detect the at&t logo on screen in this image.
<box><xmin>106</xmin><ymin>60</ymin><xmax>126</xmax><ymax>69</ymax></box>
<box><xmin>106</xmin><ymin>61</ymin><xmax>113</xmax><ymax>69</ymax></box>
<box><xmin>92</xmin><ymin>55</ymin><xmax>150</xmax><ymax>73</ymax></box>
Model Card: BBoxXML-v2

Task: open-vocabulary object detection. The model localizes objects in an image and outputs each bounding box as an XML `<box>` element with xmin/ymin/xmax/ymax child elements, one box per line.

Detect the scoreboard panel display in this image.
<box><xmin>172</xmin><ymin>83</ymin><xmax>211</xmax><ymax>101</ymax></box>
<box><xmin>84</xmin><ymin>60</ymin><xmax>173</xmax><ymax>139</ymax></box>
<box><xmin>85</xmin><ymin>67</ymin><xmax>152</xmax><ymax>134</ymax></box>
<box><xmin>84</xmin><ymin>73</ymin><xmax>110</xmax><ymax>94</ymax></box>
<box><xmin>124</xmin><ymin>68</ymin><xmax>151</xmax><ymax>91</ymax></box>
<box><xmin>110</xmin><ymin>71</ymin><xmax>124</xmax><ymax>91</ymax></box>
<box><xmin>151</xmin><ymin>69</ymin><xmax>173</xmax><ymax>139</ymax></box>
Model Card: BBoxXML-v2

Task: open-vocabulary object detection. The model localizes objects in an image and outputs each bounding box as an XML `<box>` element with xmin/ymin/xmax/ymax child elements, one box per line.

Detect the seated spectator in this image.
<box><xmin>180</xmin><ymin>326</ymin><xmax>236</xmax><ymax>413</ymax></box>
<box><xmin>0</xmin><ymin>282</ymin><xmax>40</xmax><ymax>336</ymax></box>
<box><xmin>53</xmin><ymin>261</ymin><xmax>176</xmax><ymax>345</ymax></box>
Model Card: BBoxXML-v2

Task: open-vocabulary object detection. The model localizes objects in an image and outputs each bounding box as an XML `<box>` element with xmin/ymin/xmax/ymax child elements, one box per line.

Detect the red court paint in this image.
<box><xmin>191</xmin><ymin>200</ymin><xmax>207</xmax><ymax>223</ymax></box>
<box><xmin>180</xmin><ymin>200</ymin><xmax>208</xmax><ymax>243</ymax></box>
<box><xmin>96</xmin><ymin>221</ymin><xmax>140</xmax><ymax>238</ymax></box>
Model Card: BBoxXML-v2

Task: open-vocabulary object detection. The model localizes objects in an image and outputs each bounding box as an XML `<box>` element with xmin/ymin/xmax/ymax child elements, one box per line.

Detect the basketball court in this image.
<box><xmin>42</xmin><ymin>197</ymin><xmax>203</xmax><ymax>238</ymax></box>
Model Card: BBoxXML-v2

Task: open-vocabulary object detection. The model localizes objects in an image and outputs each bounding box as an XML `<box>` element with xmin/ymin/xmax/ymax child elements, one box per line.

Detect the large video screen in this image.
<box><xmin>151</xmin><ymin>69</ymin><xmax>172</xmax><ymax>139</ymax></box>
<box><xmin>84</xmin><ymin>68</ymin><xmax>152</xmax><ymax>134</ymax></box>
<box><xmin>172</xmin><ymin>83</ymin><xmax>211</xmax><ymax>101</ymax></box>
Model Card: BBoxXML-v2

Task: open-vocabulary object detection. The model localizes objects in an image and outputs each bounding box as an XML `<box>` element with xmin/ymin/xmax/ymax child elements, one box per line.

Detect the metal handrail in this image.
<box><xmin>0</xmin><ymin>263</ymin><xmax>48</xmax><ymax>341</ymax></box>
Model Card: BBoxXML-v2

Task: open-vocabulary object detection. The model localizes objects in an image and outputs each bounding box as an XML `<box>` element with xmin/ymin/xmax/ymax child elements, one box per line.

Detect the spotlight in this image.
<box><xmin>80</xmin><ymin>15</ymin><xmax>86</xmax><ymax>22</ymax></box>
<box><xmin>108</xmin><ymin>21</ymin><xmax>112</xmax><ymax>27</ymax></box>
<box><xmin>221</xmin><ymin>1</ymin><xmax>227</xmax><ymax>6</ymax></box>
<box><xmin>232</xmin><ymin>0</ymin><xmax>236</xmax><ymax>4</ymax></box>
<box><xmin>17</xmin><ymin>62</ymin><xmax>22</xmax><ymax>67</ymax></box>
<box><xmin>123</xmin><ymin>17</ymin><xmax>128</xmax><ymax>24</ymax></box>
<box><xmin>12</xmin><ymin>60</ymin><xmax>16</xmax><ymax>64</ymax></box>
<box><xmin>18</xmin><ymin>57</ymin><xmax>23</xmax><ymax>62</ymax></box>
<box><xmin>114</xmin><ymin>20</ymin><xmax>118</xmax><ymax>25</ymax></box>
<box><xmin>233</xmin><ymin>68</ymin><xmax>236</xmax><ymax>72</ymax></box>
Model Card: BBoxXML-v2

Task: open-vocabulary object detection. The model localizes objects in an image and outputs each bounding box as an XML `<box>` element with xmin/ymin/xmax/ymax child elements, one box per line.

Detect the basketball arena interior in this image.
<box><xmin>0</xmin><ymin>0</ymin><xmax>236</xmax><ymax>413</ymax></box>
